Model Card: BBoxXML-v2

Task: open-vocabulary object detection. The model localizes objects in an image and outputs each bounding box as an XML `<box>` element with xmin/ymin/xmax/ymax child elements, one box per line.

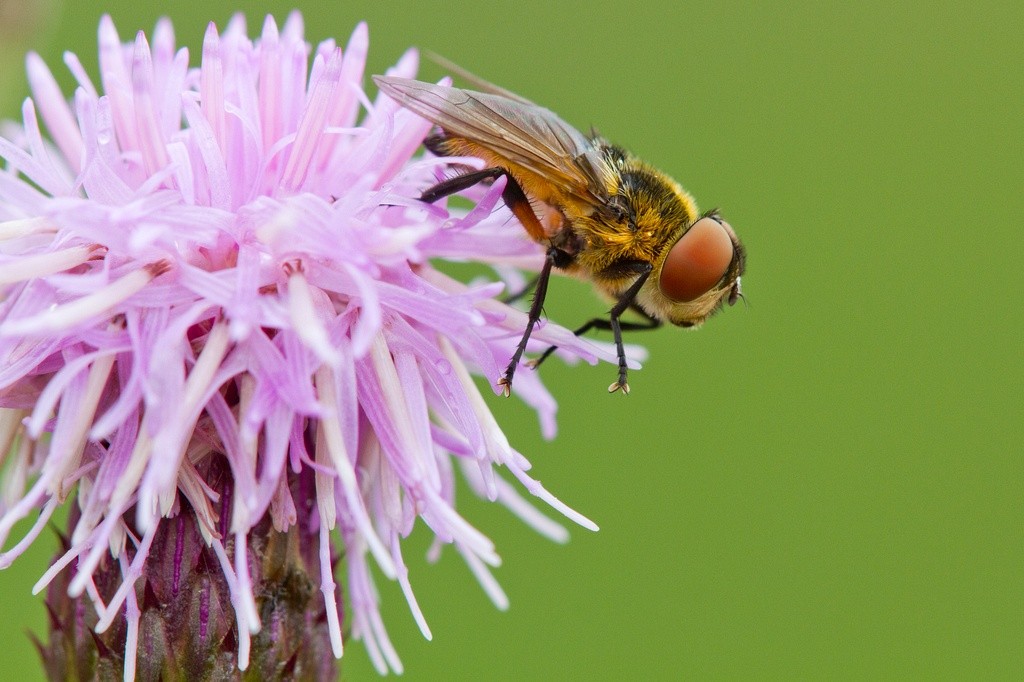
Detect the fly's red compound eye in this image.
<box><xmin>658</xmin><ymin>217</ymin><xmax>735</xmax><ymax>302</ymax></box>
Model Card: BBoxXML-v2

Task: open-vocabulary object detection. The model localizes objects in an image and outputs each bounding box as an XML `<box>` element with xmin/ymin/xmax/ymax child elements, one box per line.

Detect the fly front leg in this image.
<box><xmin>529</xmin><ymin>301</ymin><xmax>661</xmax><ymax>373</ymax></box>
<box><xmin>604</xmin><ymin>263</ymin><xmax>655</xmax><ymax>393</ymax></box>
<box><xmin>527</xmin><ymin>262</ymin><xmax>656</xmax><ymax>393</ymax></box>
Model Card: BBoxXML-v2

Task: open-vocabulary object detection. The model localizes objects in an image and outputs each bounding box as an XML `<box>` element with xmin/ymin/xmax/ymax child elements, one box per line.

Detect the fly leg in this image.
<box><xmin>530</xmin><ymin>263</ymin><xmax>658</xmax><ymax>394</ymax></box>
<box><xmin>529</xmin><ymin>305</ymin><xmax>661</xmax><ymax>370</ymax></box>
<box><xmin>420</xmin><ymin>167</ymin><xmax>501</xmax><ymax>202</ymax></box>
<box><xmin>605</xmin><ymin>268</ymin><xmax>655</xmax><ymax>393</ymax></box>
<box><xmin>497</xmin><ymin>248</ymin><xmax>562</xmax><ymax>397</ymax></box>
<box><xmin>420</xmin><ymin>167</ymin><xmax>547</xmax><ymax>241</ymax></box>
<box><xmin>419</xmin><ymin>166</ymin><xmax>558</xmax><ymax>396</ymax></box>
<box><xmin>503</xmin><ymin>272</ymin><xmax>542</xmax><ymax>304</ymax></box>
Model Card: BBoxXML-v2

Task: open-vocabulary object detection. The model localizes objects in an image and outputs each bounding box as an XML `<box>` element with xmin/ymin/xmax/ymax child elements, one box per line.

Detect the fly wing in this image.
<box><xmin>374</xmin><ymin>76</ymin><xmax>610</xmax><ymax>206</ymax></box>
<box><xmin>423</xmin><ymin>53</ymin><xmax>536</xmax><ymax>105</ymax></box>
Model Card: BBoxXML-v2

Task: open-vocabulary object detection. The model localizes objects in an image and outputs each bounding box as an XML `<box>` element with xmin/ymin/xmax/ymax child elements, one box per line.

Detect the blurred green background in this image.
<box><xmin>1</xmin><ymin>0</ymin><xmax>1021</xmax><ymax>679</ymax></box>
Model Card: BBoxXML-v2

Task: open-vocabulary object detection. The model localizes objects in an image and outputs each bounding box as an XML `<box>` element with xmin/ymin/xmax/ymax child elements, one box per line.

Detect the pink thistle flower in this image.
<box><xmin>0</xmin><ymin>12</ymin><xmax>636</xmax><ymax>679</ymax></box>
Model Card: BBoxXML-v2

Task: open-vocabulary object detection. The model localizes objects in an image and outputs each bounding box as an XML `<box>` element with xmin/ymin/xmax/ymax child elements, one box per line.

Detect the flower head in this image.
<box><xmin>0</xmin><ymin>12</ymin><xmax>629</xmax><ymax>678</ymax></box>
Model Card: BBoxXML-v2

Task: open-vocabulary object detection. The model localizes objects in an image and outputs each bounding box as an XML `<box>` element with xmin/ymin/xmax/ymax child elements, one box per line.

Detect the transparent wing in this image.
<box><xmin>423</xmin><ymin>53</ymin><xmax>536</xmax><ymax>105</ymax></box>
<box><xmin>374</xmin><ymin>76</ymin><xmax>610</xmax><ymax>205</ymax></box>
